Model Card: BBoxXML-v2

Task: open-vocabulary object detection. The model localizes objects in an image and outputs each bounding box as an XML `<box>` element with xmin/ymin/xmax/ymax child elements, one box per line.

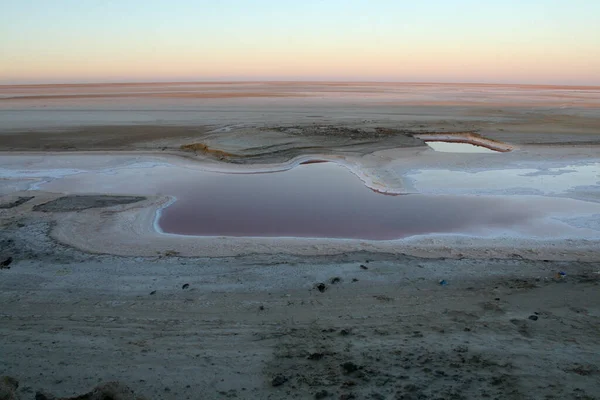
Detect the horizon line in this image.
<box><xmin>1</xmin><ymin>80</ymin><xmax>599</xmax><ymax>90</ymax></box>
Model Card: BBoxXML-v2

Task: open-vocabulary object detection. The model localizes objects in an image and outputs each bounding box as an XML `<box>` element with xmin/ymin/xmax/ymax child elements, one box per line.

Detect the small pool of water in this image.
<box><xmin>158</xmin><ymin>163</ymin><xmax>563</xmax><ymax>239</ymax></box>
<box><xmin>425</xmin><ymin>141</ymin><xmax>499</xmax><ymax>153</ymax></box>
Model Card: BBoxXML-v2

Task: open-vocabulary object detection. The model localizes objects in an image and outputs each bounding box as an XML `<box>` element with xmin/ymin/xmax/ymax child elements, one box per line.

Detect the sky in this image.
<box><xmin>1</xmin><ymin>0</ymin><xmax>599</xmax><ymax>85</ymax></box>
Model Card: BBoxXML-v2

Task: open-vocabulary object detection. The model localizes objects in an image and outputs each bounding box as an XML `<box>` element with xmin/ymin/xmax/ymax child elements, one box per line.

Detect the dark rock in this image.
<box><xmin>35</xmin><ymin>381</ymin><xmax>142</xmax><ymax>400</ymax></box>
<box><xmin>341</xmin><ymin>362</ymin><xmax>360</xmax><ymax>374</ymax></box>
<box><xmin>360</xmin><ymin>265</ymin><xmax>368</xmax><ymax>270</ymax></box>
<box><xmin>35</xmin><ymin>392</ymin><xmax>56</xmax><ymax>400</ymax></box>
<box><xmin>271</xmin><ymin>375</ymin><xmax>288</xmax><ymax>387</ymax></box>
<box><xmin>528</xmin><ymin>315</ymin><xmax>539</xmax><ymax>321</ymax></box>
<box><xmin>0</xmin><ymin>257</ymin><xmax>12</xmax><ymax>269</ymax></box>
<box><xmin>1</xmin><ymin>376</ymin><xmax>20</xmax><ymax>400</ymax></box>
<box><xmin>314</xmin><ymin>389</ymin><xmax>329</xmax><ymax>399</ymax></box>
<box><xmin>330</xmin><ymin>277</ymin><xmax>341</xmax><ymax>284</ymax></box>
<box><xmin>315</xmin><ymin>283</ymin><xmax>327</xmax><ymax>293</ymax></box>
<box><xmin>149</xmin><ymin>291</ymin><xmax>156</xmax><ymax>295</ymax></box>
<box><xmin>340</xmin><ymin>329</ymin><xmax>352</xmax><ymax>336</ymax></box>
<box><xmin>352</xmin><ymin>278</ymin><xmax>359</xmax><ymax>282</ymax></box>
<box><xmin>339</xmin><ymin>394</ymin><xmax>356</xmax><ymax>400</ymax></box>
<box><xmin>259</xmin><ymin>305</ymin><xmax>265</xmax><ymax>311</ymax></box>
<box><xmin>181</xmin><ymin>283</ymin><xmax>190</xmax><ymax>290</ymax></box>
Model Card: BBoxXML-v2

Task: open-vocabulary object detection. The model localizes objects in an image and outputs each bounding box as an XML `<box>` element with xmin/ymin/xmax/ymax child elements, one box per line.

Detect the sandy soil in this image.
<box><xmin>0</xmin><ymin>83</ymin><xmax>599</xmax><ymax>399</ymax></box>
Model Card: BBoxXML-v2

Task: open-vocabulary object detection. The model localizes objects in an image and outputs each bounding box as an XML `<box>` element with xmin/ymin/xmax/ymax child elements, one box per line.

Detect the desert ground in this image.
<box><xmin>1</xmin><ymin>82</ymin><xmax>599</xmax><ymax>400</ymax></box>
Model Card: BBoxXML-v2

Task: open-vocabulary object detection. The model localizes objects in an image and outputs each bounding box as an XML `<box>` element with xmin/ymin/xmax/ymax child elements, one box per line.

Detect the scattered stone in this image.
<box><xmin>330</xmin><ymin>277</ymin><xmax>341</xmax><ymax>284</ymax></box>
<box><xmin>341</xmin><ymin>362</ymin><xmax>360</xmax><ymax>374</ymax></box>
<box><xmin>315</xmin><ymin>283</ymin><xmax>327</xmax><ymax>293</ymax></box>
<box><xmin>181</xmin><ymin>283</ymin><xmax>190</xmax><ymax>290</ymax></box>
<box><xmin>307</xmin><ymin>352</ymin><xmax>325</xmax><ymax>361</ymax></box>
<box><xmin>568</xmin><ymin>364</ymin><xmax>599</xmax><ymax>376</ymax></box>
<box><xmin>314</xmin><ymin>389</ymin><xmax>329</xmax><ymax>399</ymax></box>
<box><xmin>373</xmin><ymin>295</ymin><xmax>393</xmax><ymax>302</ymax></box>
<box><xmin>271</xmin><ymin>375</ymin><xmax>288</xmax><ymax>387</ymax></box>
<box><xmin>360</xmin><ymin>265</ymin><xmax>368</xmax><ymax>270</ymax></box>
<box><xmin>149</xmin><ymin>291</ymin><xmax>156</xmax><ymax>295</ymax></box>
<box><xmin>0</xmin><ymin>257</ymin><xmax>12</xmax><ymax>269</ymax></box>
<box><xmin>528</xmin><ymin>315</ymin><xmax>539</xmax><ymax>321</ymax></box>
<box><xmin>454</xmin><ymin>345</ymin><xmax>469</xmax><ymax>353</ymax></box>
<box><xmin>259</xmin><ymin>305</ymin><xmax>265</xmax><ymax>311</ymax></box>
<box><xmin>351</xmin><ymin>278</ymin><xmax>359</xmax><ymax>282</ymax></box>
<box><xmin>340</xmin><ymin>329</ymin><xmax>352</xmax><ymax>336</ymax></box>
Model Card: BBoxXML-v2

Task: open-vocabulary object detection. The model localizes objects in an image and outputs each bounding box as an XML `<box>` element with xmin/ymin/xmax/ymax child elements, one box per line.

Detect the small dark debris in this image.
<box><xmin>528</xmin><ymin>315</ymin><xmax>539</xmax><ymax>321</ymax></box>
<box><xmin>0</xmin><ymin>257</ymin><xmax>12</xmax><ymax>269</ymax></box>
<box><xmin>340</xmin><ymin>329</ymin><xmax>352</xmax><ymax>336</ymax></box>
<box><xmin>340</xmin><ymin>394</ymin><xmax>356</xmax><ymax>400</ymax></box>
<box><xmin>330</xmin><ymin>277</ymin><xmax>341</xmax><ymax>284</ymax></box>
<box><xmin>181</xmin><ymin>283</ymin><xmax>190</xmax><ymax>290</ymax></box>
<box><xmin>352</xmin><ymin>278</ymin><xmax>359</xmax><ymax>282</ymax></box>
<box><xmin>149</xmin><ymin>290</ymin><xmax>156</xmax><ymax>295</ymax></box>
<box><xmin>315</xmin><ymin>283</ymin><xmax>327</xmax><ymax>293</ymax></box>
<box><xmin>341</xmin><ymin>362</ymin><xmax>360</xmax><ymax>374</ymax></box>
<box><xmin>307</xmin><ymin>352</ymin><xmax>325</xmax><ymax>361</ymax></box>
<box><xmin>314</xmin><ymin>389</ymin><xmax>329</xmax><ymax>399</ymax></box>
<box><xmin>271</xmin><ymin>375</ymin><xmax>288</xmax><ymax>387</ymax></box>
<box><xmin>259</xmin><ymin>305</ymin><xmax>265</xmax><ymax>311</ymax></box>
<box><xmin>360</xmin><ymin>265</ymin><xmax>368</xmax><ymax>270</ymax></box>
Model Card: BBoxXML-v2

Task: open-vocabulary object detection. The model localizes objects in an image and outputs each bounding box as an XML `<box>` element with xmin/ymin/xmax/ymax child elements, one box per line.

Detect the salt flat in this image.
<box><xmin>0</xmin><ymin>82</ymin><xmax>599</xmax><ymax>400</ymax></box>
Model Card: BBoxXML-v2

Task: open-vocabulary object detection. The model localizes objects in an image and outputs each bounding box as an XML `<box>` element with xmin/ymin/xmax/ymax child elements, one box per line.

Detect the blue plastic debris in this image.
<box><xmin>439</xmin><ymin>279</ymin><xmax>448</xmax><ymax>286</ymax></box>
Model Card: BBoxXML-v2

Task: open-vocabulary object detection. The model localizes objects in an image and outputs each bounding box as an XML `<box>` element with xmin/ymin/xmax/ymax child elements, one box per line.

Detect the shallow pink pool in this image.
<box><xmin>157</xmin><ymin>163</ymin><xmax>542</xmax><ymax>240</ymax></box>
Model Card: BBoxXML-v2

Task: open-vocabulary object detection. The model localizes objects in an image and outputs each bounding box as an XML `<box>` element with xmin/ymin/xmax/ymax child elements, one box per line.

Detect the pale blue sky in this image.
<box><xmin>1</xmin><ymin>0</ymin><xmax>599</xmax><ymax>84</ymax></box>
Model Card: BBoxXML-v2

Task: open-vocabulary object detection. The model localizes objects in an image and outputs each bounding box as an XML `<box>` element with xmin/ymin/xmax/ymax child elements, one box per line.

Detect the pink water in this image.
<box><xmin>158</xmin><ymin>163</ymin><xmax>540</xmax><ymax>240</ymax></box>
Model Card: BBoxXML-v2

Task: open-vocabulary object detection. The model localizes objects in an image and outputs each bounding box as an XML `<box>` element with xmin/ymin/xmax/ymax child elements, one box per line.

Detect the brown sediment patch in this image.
<box><xmin>33</xmin><ymin>195</ymin><xmax>146</xmax><ymax>212</ymax></box>
<box><xmin>299</xmin><ymin>160</ymin><xmax>328</xmax><ymax>165</ymax></box>
<box><xmin>0</xmin><ymin>125</ymin><xmax>211</xmax><ymax>152</ymax></box>
<box><xmin>413</xmin><ymin>132</ymin><xmax>514</xmax><ymax>152</ymax></box>
<box><xmin>0</xmin><ymin>196</ymin><xmax>34</xmax><ymax>209</ymax></box>
<box><xmin>179</xmin><ymin>143</ymin><xmax>238</xmax><ymax>159</ymax></box>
